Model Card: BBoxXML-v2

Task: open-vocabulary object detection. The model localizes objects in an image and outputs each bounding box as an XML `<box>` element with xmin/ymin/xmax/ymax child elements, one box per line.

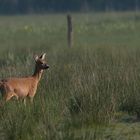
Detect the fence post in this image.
<box><xmin>67</xmin><ymin>14</ymin><xmax>73</xmax><ymax>48</ymax></box>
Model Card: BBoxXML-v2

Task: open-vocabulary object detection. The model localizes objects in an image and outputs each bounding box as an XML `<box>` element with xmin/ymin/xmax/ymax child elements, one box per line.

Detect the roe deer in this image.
<box><xmin>0</xmin><ymin>53</ymin><xmax>49</xmax><ymax>104</ymax></box>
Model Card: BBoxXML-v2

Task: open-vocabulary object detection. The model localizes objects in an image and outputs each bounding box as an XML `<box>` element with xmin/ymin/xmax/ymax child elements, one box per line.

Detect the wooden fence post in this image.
<box><xmin>67</xmin><ymin>14</ymin><xmax>73</xmax><ymax>48</ymax></box>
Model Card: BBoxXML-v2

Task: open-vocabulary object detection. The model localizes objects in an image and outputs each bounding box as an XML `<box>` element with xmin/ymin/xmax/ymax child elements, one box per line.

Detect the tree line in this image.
<box><xmin>0</xmin><ymin>0</ymin><xmax>139</xmax><ymax>14</ymax></box>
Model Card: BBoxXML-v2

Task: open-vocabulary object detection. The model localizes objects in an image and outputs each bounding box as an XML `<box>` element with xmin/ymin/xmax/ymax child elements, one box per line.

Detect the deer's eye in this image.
<box><xmin>39</xmin><ymin>61</ymin><xmax>43</xmax><ymax>64</ymax></box>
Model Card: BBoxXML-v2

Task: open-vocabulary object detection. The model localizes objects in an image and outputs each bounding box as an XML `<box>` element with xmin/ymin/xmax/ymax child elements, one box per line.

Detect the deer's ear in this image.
<box><xmin>40</xmin><ymin>53</ymin><xmax>46</xmax><ymax>60</ymax></box>
<box><xmin>34</xmin><ymin>55</ymin><xmax>39</xmax><ymax>62</ymax></box>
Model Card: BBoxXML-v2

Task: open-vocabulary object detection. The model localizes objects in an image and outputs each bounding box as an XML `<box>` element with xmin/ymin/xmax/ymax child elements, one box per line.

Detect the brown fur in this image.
<box><xmin>0</xmin><ymin>53</ymin><xmax>49</xmax><ymax>103</ymax></box>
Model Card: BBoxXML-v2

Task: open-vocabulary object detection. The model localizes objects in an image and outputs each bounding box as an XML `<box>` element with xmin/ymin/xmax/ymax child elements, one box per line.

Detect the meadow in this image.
<box><xmin>0</xmin><ymin>12</ymin><xmax>140</xmax><ymax>140</ymax></box>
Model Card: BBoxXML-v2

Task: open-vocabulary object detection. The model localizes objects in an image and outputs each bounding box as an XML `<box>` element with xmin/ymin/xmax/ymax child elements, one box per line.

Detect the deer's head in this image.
<box><xmin>34</xmin><ymin>53</ymin><xmax>49</xmax><ymax>71</ymax></box>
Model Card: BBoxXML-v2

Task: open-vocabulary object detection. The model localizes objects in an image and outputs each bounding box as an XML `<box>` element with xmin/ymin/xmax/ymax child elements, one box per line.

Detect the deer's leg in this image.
<box><xmin>0</xmin><ymin>99</ymin><xmax>5</xmax><ymax>107</ymax></box>
<box><xmin>29</xmin><ymin>97</ymin><xmax>34</xmax><ymax>104</ymax></box>
<box><xmin>23</xmin><ymin>98</ymin><xmax>26</xmax><ymax>106</ymax></box>
<box><xmin>5</xmin><ymin>92</ymin><xmax>18</xmax><ymax>102</ymax></box>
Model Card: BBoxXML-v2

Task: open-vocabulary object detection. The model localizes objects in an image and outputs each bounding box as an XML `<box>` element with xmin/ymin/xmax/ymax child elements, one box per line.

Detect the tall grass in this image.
<box><xmin>0</xmin><ymin>12</ymin><xmax>140</xmax><ymax>139</ymax></box>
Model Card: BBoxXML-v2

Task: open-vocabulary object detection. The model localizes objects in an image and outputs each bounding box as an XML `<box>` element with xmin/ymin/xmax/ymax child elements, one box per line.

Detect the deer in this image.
<box><xmin>0</xmin><ymin>53</ymin><xmax>49</xmax><ymax>105</ymax></box>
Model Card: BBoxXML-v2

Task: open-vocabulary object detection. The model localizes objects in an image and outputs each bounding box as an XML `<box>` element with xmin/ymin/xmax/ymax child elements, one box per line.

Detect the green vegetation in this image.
<box><xmin>0</xmin><ymin>12</ymin><xmax>140</xmax><ymax>139</ymax></box>
<box><xmin>0</xmin><ymin>0</ymin><xmax>138</xmax><ymax>14</ymax></box>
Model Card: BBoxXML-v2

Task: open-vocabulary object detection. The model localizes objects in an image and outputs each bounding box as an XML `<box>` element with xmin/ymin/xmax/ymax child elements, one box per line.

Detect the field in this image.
<box><xmin>0</xmin><ymin>12</ymin><xmax>140</xmax><ymax>140</ymax></box>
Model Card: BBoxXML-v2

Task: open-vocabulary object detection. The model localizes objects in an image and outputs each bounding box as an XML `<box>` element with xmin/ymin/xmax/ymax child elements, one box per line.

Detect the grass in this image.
<box><xmin>0</xmin><ymin>11</ymin><xmax>140</xmax><ymax>139</ymax></box>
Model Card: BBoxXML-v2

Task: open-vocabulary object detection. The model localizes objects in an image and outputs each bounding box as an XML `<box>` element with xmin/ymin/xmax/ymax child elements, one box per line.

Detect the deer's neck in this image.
<box><xmin>32</xmin><ymin>66</ymin><xmax>43</xmax><ymax>82</ymax></box>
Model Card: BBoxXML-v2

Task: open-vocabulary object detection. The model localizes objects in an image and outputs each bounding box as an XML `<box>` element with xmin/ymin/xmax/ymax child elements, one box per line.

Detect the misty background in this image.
<box><xmin>0</xmin><ymin>0</ymin><xmax>139</xmax><ymax>14</ymax></box>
